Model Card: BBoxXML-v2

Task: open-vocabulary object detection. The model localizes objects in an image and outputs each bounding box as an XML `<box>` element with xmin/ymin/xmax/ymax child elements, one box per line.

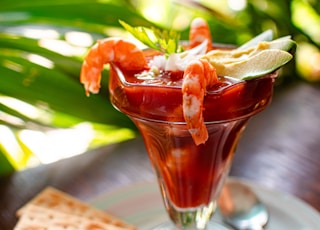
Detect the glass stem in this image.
<box><xmin>166</xmin><ymin>200</ymin><xmax>217</xmax><ymax>229</ymax></box>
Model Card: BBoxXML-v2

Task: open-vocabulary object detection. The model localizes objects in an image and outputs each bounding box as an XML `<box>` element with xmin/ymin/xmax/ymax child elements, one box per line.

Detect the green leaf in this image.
<box><xmin>119</xmin><ymin>20</ymin><xmax>158</xmax><ymax>49</ymax></box>
<box><xmin>0</xmin><ymin>51</ymin><xmax>133</xmax><ymax>128</ymax></box>
<box><xmin>0</xmin><ymin>148</ymin><xmax>15</xmax><ymax>175</ymax></box>
<box><xmin>119</xmin><ymin>20</ymin><xmax>181</xmax><ymax>54</ymax></box>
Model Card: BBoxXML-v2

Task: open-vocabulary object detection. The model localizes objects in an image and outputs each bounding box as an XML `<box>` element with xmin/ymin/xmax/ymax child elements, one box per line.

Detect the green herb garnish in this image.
<box><xmin>119</xmin><ymin>20</ymin><xmax>182</xmax><ymax>55</ymax></box>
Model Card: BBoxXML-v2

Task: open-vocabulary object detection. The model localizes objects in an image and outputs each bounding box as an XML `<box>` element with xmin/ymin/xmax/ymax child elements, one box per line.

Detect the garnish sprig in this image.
<box><xmin>119</xmin><ymin>20</ymin><xmax>182</xmax><ymax>56</ymax></box>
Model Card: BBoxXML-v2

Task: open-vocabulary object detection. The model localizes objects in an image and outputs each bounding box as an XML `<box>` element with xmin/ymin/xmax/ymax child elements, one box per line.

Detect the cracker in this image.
<box><xmin>14</xmin><ymin>204</ymin><xmax>129</xmax><ymax>230</ymax></box>
<box><xmin>17</xmin><ymin>187</ymin><xmax>136</xmax><ymax>230</ymax></box>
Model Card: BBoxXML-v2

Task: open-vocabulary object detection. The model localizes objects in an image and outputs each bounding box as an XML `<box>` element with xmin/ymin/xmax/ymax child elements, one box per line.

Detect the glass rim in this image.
<box><xmin>110</xmin><ymin>42</ymin><xmax>276</xmax><ymax>124</ymax></box>
<box><xmin>112</xmin><ymin>62</ymin><xmax>277</xmax><ymax>92</ymax></box>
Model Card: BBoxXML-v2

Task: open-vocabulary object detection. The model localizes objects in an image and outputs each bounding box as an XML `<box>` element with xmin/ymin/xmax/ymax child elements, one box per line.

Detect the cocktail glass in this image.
<box><xmin>108</xmin><ymin>49</ymin><xmax>277</xmax><ymax>229</ymax></box>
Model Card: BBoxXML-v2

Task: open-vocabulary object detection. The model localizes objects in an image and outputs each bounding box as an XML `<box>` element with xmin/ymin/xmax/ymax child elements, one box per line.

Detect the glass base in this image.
<box><xmin>153</xmin><ymin>221</ymin><xmax>230</xmax><ymax>230</ymax></box>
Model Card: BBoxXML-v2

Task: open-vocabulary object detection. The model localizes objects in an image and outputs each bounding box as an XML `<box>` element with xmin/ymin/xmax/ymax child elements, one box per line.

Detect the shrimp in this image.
<box><xmin>189</xmin><ymin>17</ymin><xmax>213</xmax><ymax>52</ymax></box>
<box><xmin>182</xmin><ymin>59</ymin><xmax>218</xmax><ymax>145</ymax></box>
<box><xmin>80</xmin><ymin>38</ymin><xmax>148</xmax><ymax>96</ymax></box>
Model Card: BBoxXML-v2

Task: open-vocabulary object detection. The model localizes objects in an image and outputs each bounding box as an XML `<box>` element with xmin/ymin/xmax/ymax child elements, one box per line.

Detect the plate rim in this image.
<box><xmin>89</xmin><ymin>177</ymin><xmax>320</xmax><ymax>229</ymax></box>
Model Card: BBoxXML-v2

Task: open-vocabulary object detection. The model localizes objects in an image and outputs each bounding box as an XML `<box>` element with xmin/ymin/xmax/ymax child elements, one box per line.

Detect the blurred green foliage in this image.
<box><xmin>0</xmin><ymin>0</ymin><xmax>319</xmax><ymax>173</ymax></box>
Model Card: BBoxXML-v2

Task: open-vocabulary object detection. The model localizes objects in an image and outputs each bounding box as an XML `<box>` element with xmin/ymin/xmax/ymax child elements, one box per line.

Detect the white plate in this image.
<box><xmin>89</xmin><ymin>178</ymin><xmax>320</xmax><ymax>230</ymax></box>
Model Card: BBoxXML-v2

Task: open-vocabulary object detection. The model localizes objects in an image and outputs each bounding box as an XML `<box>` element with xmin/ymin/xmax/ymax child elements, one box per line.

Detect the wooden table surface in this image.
<box><xmin>1</xmin><ymin>79</ymin><xmax>320</xmax><ymax>229</ymax></box>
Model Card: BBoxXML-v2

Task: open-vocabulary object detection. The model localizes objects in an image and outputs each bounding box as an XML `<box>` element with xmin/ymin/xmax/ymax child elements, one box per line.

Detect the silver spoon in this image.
<box><xmin>218</xmin><ymin>179</ymin><xmax>269</xmax><ymax>230</ymax></box>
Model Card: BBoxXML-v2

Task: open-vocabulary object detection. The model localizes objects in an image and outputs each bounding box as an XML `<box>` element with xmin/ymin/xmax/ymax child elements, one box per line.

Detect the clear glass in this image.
<box><xmin>109</xmin><ymin>50</ymin><xmax>277</xmax><ymax>229</ymax></box>
<box><xmin>131</xmin><ymin>116</ymin><xmax>248</xmax><ymax>229</ymax></box>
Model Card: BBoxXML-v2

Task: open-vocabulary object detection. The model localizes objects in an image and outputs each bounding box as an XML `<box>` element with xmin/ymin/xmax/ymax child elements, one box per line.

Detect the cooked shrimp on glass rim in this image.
<box><xmin>80</xmin><ymin>17</ymin><xmax>296</xmax><ymax>145</ymax></box>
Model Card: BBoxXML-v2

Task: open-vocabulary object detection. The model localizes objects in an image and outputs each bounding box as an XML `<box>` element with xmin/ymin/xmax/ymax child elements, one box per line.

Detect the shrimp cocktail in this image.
<box><xmin>80</xmin><ymin>18</ymin><xmax>296</xmax><ymax>229</ymax></box>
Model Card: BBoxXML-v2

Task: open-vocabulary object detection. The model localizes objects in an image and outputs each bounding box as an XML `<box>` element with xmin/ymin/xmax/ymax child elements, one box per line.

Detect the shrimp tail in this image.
<box><xmin>182</xmin><ymin>59</ymin><xmax>218</xmax><ymax>145</ymax></box>
<box><xmin>80</xmin><ymin>38</ymin><xmax>148</xmax><ymax>96</ymax></box>
<box><xmin>189</xmin><ymin>17</ymin><xmax>213</xmax><ymax>52</ymax></box>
